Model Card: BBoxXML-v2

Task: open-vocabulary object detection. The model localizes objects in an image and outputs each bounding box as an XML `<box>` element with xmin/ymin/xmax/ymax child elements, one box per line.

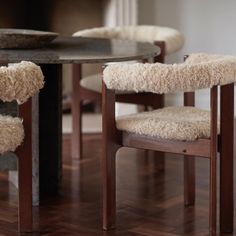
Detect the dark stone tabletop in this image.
<box><xmin>0</xmin><ymin>36</ymin><xmax>160</xmax><ymax>64</ymax></box>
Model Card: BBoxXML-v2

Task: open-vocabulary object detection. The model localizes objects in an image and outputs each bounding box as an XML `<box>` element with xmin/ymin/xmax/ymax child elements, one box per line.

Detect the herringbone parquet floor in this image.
<box><xmin>0</xmin><ymin>133</ymin><xmax>235</xmax><ymax>235</ymax></box>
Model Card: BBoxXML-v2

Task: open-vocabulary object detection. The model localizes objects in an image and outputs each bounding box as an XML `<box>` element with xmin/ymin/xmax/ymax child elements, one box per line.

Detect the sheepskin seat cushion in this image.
<box><xmin>103</xmin><ymin>53</ymin><xmax>236</xmax><ymax>93</ymax></box>
<box><xmin>80</xmin><ymin>74</ymin><xmax>133</xmax><ymax>94</ymax></box>
<box><xmin>73</xmin><ymin>25</ymin><xmax>184</xmax><ymax>55</ymax></box>
<box><xmin>0</xmin><ymin>61</ymin><xmax>44</xmax><ymax>104</ymax></box>
<box><xmin>80</xmin><ymin>74</ymin><xmax>102</xmax><ymax>93</ymax></box>
<box><xmin>116</xmin><ymin>106</ymin><xmax>217</xmax><ymax>141</ymax></box>
<box><xmin>0</xmin><ymin>115</ymin><xmax>24</xmax><ymax>154</ymax></box>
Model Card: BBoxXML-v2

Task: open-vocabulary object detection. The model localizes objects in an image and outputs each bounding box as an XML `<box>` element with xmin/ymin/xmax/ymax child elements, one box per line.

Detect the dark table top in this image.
<box><xmin>0</xmin><ymin>36</ymin><xmax>160</xmax><ymax>64</ymax></box>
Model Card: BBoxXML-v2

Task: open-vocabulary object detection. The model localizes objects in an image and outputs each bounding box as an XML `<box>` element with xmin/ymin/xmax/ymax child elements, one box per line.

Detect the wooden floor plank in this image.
<box><xmin>0</xmin><ymin>132</ymin><xmax>235</xmax><ymax>235</ymax></box>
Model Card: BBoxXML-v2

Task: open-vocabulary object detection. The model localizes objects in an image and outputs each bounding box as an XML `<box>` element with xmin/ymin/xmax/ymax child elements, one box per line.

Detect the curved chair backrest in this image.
<box><xmin>103</xmin><ymin>53</ymin><xmax>236</xmax><ymax>94</ymax></box>
<box><xmin>0</xmin><ymin>61</ymin><xmax>44</xmax><ymax>154</ymax></box>
<box><xmin>73</xmin><ymin>25</ymin><xmax>184</xmax><ymax>55</ymax></box>
<box><xmin>0</xmin><ymin>61</ymin><xmax>44</xmax><ymax>104</ymax></box>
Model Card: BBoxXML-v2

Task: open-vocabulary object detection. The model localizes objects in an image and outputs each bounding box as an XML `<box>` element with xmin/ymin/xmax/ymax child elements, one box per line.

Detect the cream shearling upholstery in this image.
<box><xmin>74</xmin><ymin>25</ymin><xmax>184</xmax><ymax>94</ymax></box>
<box><xmin>103</xmin><ymin>53</ymin><xmax>236</xmax><ymax>94</ymax></box>
<box><xmin>116</xmin><ymin>107</ymin><xmax>216</xmax><ymax>141</ymax></box>
<box><xmin>0</xmin><ymin>61</ymin><xmax>44</xmax><ymax>154</ymax></box>
<box><xmin>80</xmin><ymin>74</ymin><xmax>132</xmax><ymax>94</ymax></box>
<box><xmin>0</xmin><ymin>61</ymin><xmax>44</xmax><ymax>104</ymax></box>
<box><xmin>103</xmin><ymin>53</ymin><xmax>236</xmax><ymax>141</ymax></box>
<box><xmin>73</xmin><ymin>25</ymin><xmax>184</xmax><ymax>55</ymax></box>
<box><xmin>0</xmin><ymin>115</ymin><xmax>24</xmax><ymax>154</ymax></box>
<box><xmin>80</xmin><ymin>74</ymin><xmax>102</xmax><ymax>93</ymax></box>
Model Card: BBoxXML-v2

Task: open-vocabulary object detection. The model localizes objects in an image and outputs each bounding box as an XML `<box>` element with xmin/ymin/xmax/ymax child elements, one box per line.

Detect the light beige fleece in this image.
<box><xmin>0</xmin><ymin>115</ymin><xmax>24</xmax><ymax>154</ymax></box>
<box><xmin>80</xmin><ymin>74</ymin><xmax>134</xmax><ymax>94</ymax></box>
<box><xmin>103</xmin><ymin>53</ymin><xmax>236</xmax><ymax>93</ymax></box>
<box><xmin>73</xmin><ymin>25</ymin><xmax>184</xmax><ymax>55</ymax></box>
<box><xmin>0</xmin><ymin>61</ymin><xmax>44</xmax><ymax>104</ymax></box>
<box><xmin>116</xmin><ymin>106</ymin><xmax>217</xmax><ymax>141</ymax></box>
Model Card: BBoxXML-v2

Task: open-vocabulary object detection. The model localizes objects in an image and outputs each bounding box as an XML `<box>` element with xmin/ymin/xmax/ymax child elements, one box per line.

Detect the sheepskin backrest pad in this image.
<box><xmin>73</xmin><ymin>25</ymin><xmax>184</xmax><ymax>55</ymax></box>
<box><xmin>0</xmin><ymin>115</ymin><xmax>24</xmax><ymax>154</ymax></box>
<box><xmin>103</xmin><ymin>53</ymin><xmax>236</xmax><ymax>94</ymax></box>
<box><xmin>0</xmin><ymin>61</ymin><xmax>44</xmax><ymax>104</ymax></box>
<box><xmin>116</xmin><ymin>106</ymin><xmax>218</xmax><ymax>141</ymax></box>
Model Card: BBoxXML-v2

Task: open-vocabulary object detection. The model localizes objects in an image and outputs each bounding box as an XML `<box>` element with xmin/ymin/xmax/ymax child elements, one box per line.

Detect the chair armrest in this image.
<box><xmin>103</xmin><ymin>54</ymin><xmax>236</xmax><ymax>94</ymax></box>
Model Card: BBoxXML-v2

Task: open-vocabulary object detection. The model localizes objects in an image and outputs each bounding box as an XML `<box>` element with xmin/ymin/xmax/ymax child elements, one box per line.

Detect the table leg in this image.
<box><xmin>220</xmin><ymin>83</ymin><xmax>234</xmax><ymax>233</ymax></box>
<box><xmin>39</xmin><ymin>64</ymin><xmax>62</xmax><ymax>195</ymax></box>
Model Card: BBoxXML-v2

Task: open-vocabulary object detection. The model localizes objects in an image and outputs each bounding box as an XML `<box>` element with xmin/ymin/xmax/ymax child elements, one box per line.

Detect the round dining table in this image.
<box><xmin>0</xmin><ymin>36</ymin><xmax>160</xmax><ymax>194</ymax></box>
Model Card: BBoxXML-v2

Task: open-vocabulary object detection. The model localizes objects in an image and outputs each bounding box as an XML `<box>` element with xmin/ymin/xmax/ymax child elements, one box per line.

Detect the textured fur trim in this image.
<box><xmin>0</xmin><ymin>61</ymin><xmax>44</xmax><ymax>104</ymax></box>
<box><xmin>80</xmin><ymin>74</ymin><xmax>102</xmax><ymax>93</ymax></box>
<box><xmin>73</xmin><ymin>25</ymin><xmax>184</xmax><ymax>55</ymax></box>
<box><xmin>0</xmin><ymin>115</ymin><xmax>24</xmax><ymax>154</ymax></box>
<box><xmin>117</xmin><ymin>106</ymin><xmax>218</xmax><ymax>141</ymax></box>
<box><xmin>103</xmin><ymin>53</ymin><xmax>236</xmax><ymax>93</ymax></box>
<box><xmin>80</xmin><ymin>74</ymin><xmax>134</xmax><ymax>94</ymax></box>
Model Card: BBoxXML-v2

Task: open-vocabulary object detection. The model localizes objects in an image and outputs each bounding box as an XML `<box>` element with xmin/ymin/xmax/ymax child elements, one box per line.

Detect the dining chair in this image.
<box><xmin>0</xmin><ymin>61</ymin><xmax>44</xmax><ymax>232</ymax></box>
<box><xmin>71</xmin><ymin>25</ymin><xmax>185</xmax><ymax>160</ymax></box>
<box><xmin>102</xmin><ymin>53</ymin><xmax>235</xmax><ymax>235</ymax></box>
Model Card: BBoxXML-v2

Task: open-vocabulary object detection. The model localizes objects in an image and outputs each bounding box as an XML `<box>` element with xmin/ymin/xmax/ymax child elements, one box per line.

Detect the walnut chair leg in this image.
<box><xmin>102</xmin><ymin>80</ymin><xmax>118</xmax><ymax>230</ymax></box>
<box><xmin>184</xmin><ymin>92</ymin><xmax>196</xmax><ymax>206</ymax></box>
<box><xmin>72</xmin><ymin>64</ymin><xmax>83</xmax><ymax>159</ymax></box>
<box><xmin>18</xmin><ymin>153</ymin><xmax>33</xmax><ymax>233</ymax></box>
<box><xmin>209</xmin><ymin>155</ymin><xmax>217</xmax><ymax>236</ymax></box>
<box><xmin>72</xmin><ymin>100</ymin><xmax>83</xmax><ymax>159</ymax></box>
<box><xmin>209</xmin><ymin>151</ymin><xmax>217</xmax><ymax>236</ymax></box>
<box><xmin>17</xmin><ymin>99</ymin><xmax>33</xmax><ymax>233</ymax></box>
<box><xmin>184</xmin><ymin>157</ymin><xmax>195</xmax><ymax>206</ymax></box>
<box><xmin>220</xmin><ymin>84</ymin><xmax>234</xmax><ymax>233</ymax></box>
<box><xmin>102</xmin><ymin>149</ymin><xmax>117</xmax><ymax>230</ymax></box>
<box><xmin>209</xmin><ymin>86</ymin><xmax>218</xmax><ymax>236</ymax></box>
<box><xmin>152</xmin><ymin>94</ymin><xmax>165</xmax><ymax>171</ymax></box>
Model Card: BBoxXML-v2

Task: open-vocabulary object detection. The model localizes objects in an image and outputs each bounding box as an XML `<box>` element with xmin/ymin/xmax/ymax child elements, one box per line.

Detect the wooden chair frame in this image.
<box><xmin>71</xmin><ymin>41</ymin><xmax>166</xmax><ymax>160</ymax></box>
<box><xmin>16</xmin><ymin>99</ymin><xmax>33</xmax><ymax>233</ymax></box>
<box><xmin>102</xmin><ymin>78</ymin><xmax>234</xmax><ymax>235</ymax></box>
<box><xmin>0</xmin><ymin>62</ymin><xmax>33</xmax><ymax>232</ymax></box>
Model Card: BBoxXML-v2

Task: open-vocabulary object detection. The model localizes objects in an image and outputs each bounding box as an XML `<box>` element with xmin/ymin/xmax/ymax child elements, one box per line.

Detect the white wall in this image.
<box><xmin>138</xmin><ymin>0</ymin><xmax>236</xmax><ymax>110</ymax></box>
